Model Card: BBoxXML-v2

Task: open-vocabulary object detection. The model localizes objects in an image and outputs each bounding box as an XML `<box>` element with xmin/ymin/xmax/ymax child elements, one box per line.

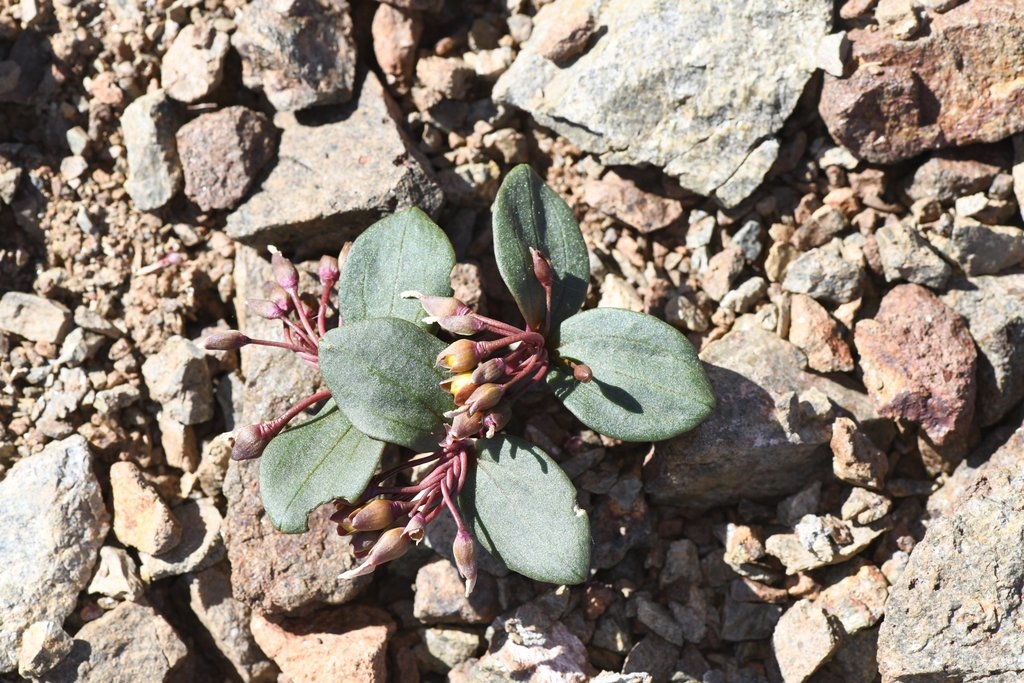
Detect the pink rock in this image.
<box><xmin>788</xmin><ymin>294</ymin><xmax>855</xmax><ymax>373</ymax></box>
<box><xmin>581</xmin><ymin>171</ymin><xmax>684</xmax><ymax>233</ymax></box>
<box><xmin>854</xmin><ymin>284</ymin><xmax>977</xmax><ymax>446</ymax></box>
<box><xmin>250</xmin><ymin>605</ymin><xmax>395</xmax><ymax>683</ymax></box>
<box><xmin>820</xmin><ymin>0</ymin><xmax>1024</xmax><ymax>163</ymax></box>
<box><xmin>371</xmin><ymin>3</ymin><xmax>422</xmax><ymax>94</ymax></box>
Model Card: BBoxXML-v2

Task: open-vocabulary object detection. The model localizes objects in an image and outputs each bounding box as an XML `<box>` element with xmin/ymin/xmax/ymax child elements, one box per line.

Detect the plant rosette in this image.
<box><xmin>206</xmin><ymin>164</ymin><xmax>715</xmax><ymax>593</ymax></box>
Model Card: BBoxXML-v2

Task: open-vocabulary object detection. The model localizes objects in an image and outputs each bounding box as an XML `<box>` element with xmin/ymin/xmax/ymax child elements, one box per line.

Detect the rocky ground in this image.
<box><xmin>2</xmin><ymin>0</ymin><xmax>1024</xmax><ymax>681</ymax></box>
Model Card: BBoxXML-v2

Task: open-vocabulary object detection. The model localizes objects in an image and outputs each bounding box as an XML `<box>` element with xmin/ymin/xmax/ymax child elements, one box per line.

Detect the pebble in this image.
<box><xmin>157</xmin><ymin>411</ymin><xmax>198</xmax><ymax>472</ymax></box>
<box><xmin>176</xmin><ymin>106</ymin><xmax>276</xmax><ymax>212</ymax></box>
<box><xmin>141</xmin><ymin>335</ymin><xmax>214</xmax><ymax>426</ymax></box>
<box><xmin>232</xmin><ymin>0</ymin><xmax>356</xmax><ymax>111</ymax></box>
<box><xmin>854</xmin><ymin>284</ymin><xmax>977</xmax><ymax>448</ymax></box>
<box><xmin>701</xmin><ymin>247</ymin><xmax>744</xmax><ymax>302</ymax></box>
<box><xmin>771</xmin><ymin>599</ymin><xmax>841</xmax><ymax>682</ymax></box>
<box><xmin>0</xmin><ymin>292</ymin><xmax>72</xmax><ymax>344</ymax></box>
<box><xmin>728</xmin><ymin>219</ymin><xmax>764</xmax><ymax>262</ymax></box>
<box><xmin>533</xmin><ymin>1</ymin><xmax>596</xmax><ymax>64</ymax></box>
<box><xmin>371</xmin><ymin>3</ymin><xmax>422</xmax><ymax>94</ymax></box>
<box><xmin>818</xmin><ymin>563</ymin><xmax>888</xmax><ymax>635</ymax></box>
<box><xmin>660</xmin><ymin>539</ymin><xmax>702</xmax><ymax>589</ymax></box>
<box><xmin>840</xmin><ymin>487</ymin><xmax>892</xmax><ymax>526</ymax></box>
<box><xmin>581</xmin><ymin>172</ymin><xmax>684</xmax><ymax>233</ymax></box>
<box><xmin>830</xmin><ymin>416</ymin><xmax>888</xmax><ymax>490</ymax></box>
<box><xmin>110</xmin><ymin>461</ymin><xmax>182</xmax><ymax>555</ymax></box>
<box><xmin>664</xmin><ymin>293</ymin><xmax>710</xmax><ymax>332</ymax></box>
<box><xmin>86</xmin><ymin>546</ymin><xmax>144</xmax><ymax>602</ymax></box>
<box><xmin>161</xmin><ymin>19</ymin><xmax>230</xmax><ymax>103</ymax></box>
<box><xmin>719</xmin><ymin>276</ymin><xmax>767</xmax><ymax>314</ymax></box>
<box><xmin>122</xmin><ymin>89</ymin><xmax>182</xmax><ymax>211</ymax></box>
<box><xmin>926</xmin><ymin>219</ymin><xmax>1024</xmax><ymax>276</ymax></box>
<box><xmin>791</xmin><ymin>205</ymin><xmax>848</xmax><ymax>250</ymax></box>
<box><xmin>765</xmin><ymin>518</ymin><xmax>886</xmax><ymax>575</ymax></box>
<box><xmin>875</xmin><ymin>222</ymin><xmax>953</xmax><ymax>288</ymax></box>
<box><xmin>622</xmin><ymin>634</ymin><xmax>678</xmax><ymax>682</ymax></box>
<box><xmin>634</xmin><ymin>594</ymin><xmax>684</xmax><ymax>646</ymax></box>
<box><xmin>413</xmin><ymin>557</ymin><xmax>499</xmax><ymax>625</ymax></box>
<box><xmin>719</xmin><ymin>596</ymin><xmax>783</xmax><ymax>642</ymax></box>
<box><xmin>17</xmin><ymin>620</ymin><xmax>72</xmax><ymax>679</ymax></box>
<box><xmin>786</xmin><ymin>293</ymin><xmax>854</xmax><ymax>373</ymax></box>
<box><xmin>0</xmin><ymin>435</ymin><xmax>108</xmax><ymax>674</ymax></box>
<box><xmin>416</xmin><ymin>627</ymin><xmax>481</xmax><ymax>674</ymax></box>
<box><xmin>777</xmin><ymin>481</ymin><xmax>821</xmax><ymax>526</ymax></box>
<box><xmin>902</xmin><ymin>146</ymin><xmax>1006</xmax><ymax>205</ymax></box>
<box><xmin>138</xmin><ymin>497</ymin><xmax>224</xmax><ymax>581</ymax></box>
<box><xmin>781</xmin><ymin>245</ymin><xmax>862</xmax><ymax>304</ymax></box>
<box><xmin>92</xmin><ymin>383</ymin><xmax>141</xmax><ymax>416</ymax></box>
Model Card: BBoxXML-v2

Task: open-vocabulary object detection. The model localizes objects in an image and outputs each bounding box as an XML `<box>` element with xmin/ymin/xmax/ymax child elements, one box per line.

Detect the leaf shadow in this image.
<box><xmin>501</xmin><ymin>438</ymin><xmax>549</xmax><ymax>474</ymax></box>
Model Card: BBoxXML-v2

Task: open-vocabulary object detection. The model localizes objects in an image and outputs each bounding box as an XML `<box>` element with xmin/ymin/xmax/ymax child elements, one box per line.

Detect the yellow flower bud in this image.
<box><xmin>436</xmin><ymin>339</ymin><xmax>479</xmax><ymax>373</ymax></box>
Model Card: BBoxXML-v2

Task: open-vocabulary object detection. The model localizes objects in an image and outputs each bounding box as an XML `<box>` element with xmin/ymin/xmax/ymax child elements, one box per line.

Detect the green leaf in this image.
<box><xmin>338</xmin><ymin>208</ymin><xmax>456</xmax><ymax>328</ymax></box>
<box><xmin>260</xmin><ymin>401</ymin><xmax>385</xmax><ymax>533</ymax></box>
<box><xmin>461</xmin><ymin>434</ymin><xmax>590</xmax><ymax>585</ymax></box>
<box><xmin>492</xmin><ymin>164</ymin><xmax>590</xmax><ymax>337</ymax></box>
<box><xmin>547</xmin><ymin>308</ymin><xmax>715</xmax><ymax>441</ymax></box>
<box><xmin>319</xmin><ymin>317</ymin><xmax>451</xmax><ymax>451</ymax></box>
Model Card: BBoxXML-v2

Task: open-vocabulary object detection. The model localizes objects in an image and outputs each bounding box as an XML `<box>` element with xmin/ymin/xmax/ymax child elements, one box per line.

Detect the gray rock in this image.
<box><xmin>878</xmin><ymin>425</ymin><xmax>1024</xmax><ymax>681</ymax></box>
<box><xmin>771</xmin><ymin>600</ymin><xmax>841</xmax><ymax>682</ymax></box>
<box><xmin>926</xmin><ymin>219</ymin><xmax>1024</xmax><ymax>276</ymax></box>
<box><xmin>184</xmin><ymin>564</ymin><xmax>276</xmax><ymax>683</ymax></box>
<box><xmin>875</xmin><ymin>222</ymin><xmax>952</xmax><ymax>288</ymax></box>
<box><xmin>660</xmin><ymin>539</ymin><xmax>701</xmax><ymax>589</ymax></box>
<box><xmin>232</xmin><ymin>0</ymin><xmax>356</xmax><ymax>112</ymax></box>
<box><xmin>0</xmin><ymin>435</ymin><xmax>109</xmax><ymax>674</ymax></box>
<box><xmin>122</xmin><ymin>90</ymin><xmax>182</xmax><ymax>211</ymax></box>
<box><xmin>416</xmin><ymin>627</ymin><xmax>481</xmax><ymax>674</ymax></box>
<box><xmin>17</xmin><ymin>621</ymin><xmax>72</xmax><ymax>678</ymax></box>
<box><xmin>493</xmin><ymin>0</ymin><xmax>832</xmax><ymax>206</ymax></box>
<box><xmin>161</xmin><ymin>19</ymin><xmax>230</xmax><ymax>103</ymax></box>
<box><xmin>141</xmin><ymin>335</ymin><xmax>214</xmax><ymax>425</ymax></box>
<box><xmin>815</xmin><ymin>626</ymin><xmax>880</xmax><ymax>683</ymax></box>
<box><xmin>781</xmin><ymin>246</ymin><xmax>863</xmax><ymax>304</ymax></box>
<box><xmin>903</xmin><ymin>145</ymin><xmax>1006</xmax><ymax>205</ymax></box>
<box><xmin>87</xmin><ymin>546</ymin><xmax>144</xmax><ymax>602</ymax></box>
<box><xmin>0</xmin><ymin>292</ymin><xmax>72</xmax><ymax>344</ymax></box>
<box><xmin>38</xmin><ymin>601</ymin><xmax>188</xmax><ymax>682</ymax></box>
<box><xmin>226</xmin><ymin>71</ymin><xmax>443</xmax><ymax>258</ymax></box>
<box><xmin>222</xmin><ymin>459</ymin><xmax>369</xmax><ymax>615</ymax></box>
<box><xmin>635</xmin><ymin>595</ymin><xmax>683</xmax><ymax>646</ymax></box>
<box><xmin>941</xmin><ymin>274</ymin><xmax>1024</xmax><ymax>426</ymax></box>
<box><xmin>720</xmin><ymin>596</ymin><xmax>783</xmax><ymax>642</ymax></box>
<box><xmin>764</xmin><ymin>516</ymin><xmax>886</xmax><ymax>574</ymax></box>
<box><xmin>818</xmin><ymin>563</ymin><xmax>888</xmax><ymax>636</ymax></box>
<box><xmin>138</xmin><ymin>497</ymin><xmax>225</xmax><ymax>581</ymax></box>
<box><xmin>645</xmin><ymin>326</ymin><xmax>889</xmax><ymax>511</ymax></box>
<box><xmin>622</xmin><ymin>634</ymin><xmax>679</xmax><ymax>682</ymax></box>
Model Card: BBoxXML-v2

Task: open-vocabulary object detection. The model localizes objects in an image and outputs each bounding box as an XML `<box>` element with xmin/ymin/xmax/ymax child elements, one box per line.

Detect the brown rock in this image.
<box><xmin>820</xmin><ymin>0</ymin><xmax>1024</xmax><ymax>164</ymax></box>
<box><xmin>110</xmin><ymin>461</ymin><xmax>182</xmax><ymax>556</ymax></box>
<box><xmin>581</xmin><ymin>171</ymin><xmax>684</xmax><ymax>233</ymax></box>
<box><xmin>176</xmin><ymin>106</ymin><xmax>276</xmax><ymax>212</ymax></box>
<box><xmin>0</xmin><ymin>292</ymin><xmax>72</xmax><ymax>344</ymax></box>
<box><xmin>771</xmin><ymin>599</ymin><xmax>842</xmax><ymax>682</ymax></box>
<box><xmin>161</xmin><ymin>19</ymin><xmax>230</xmax><ymax>103</ymax></box>
<box><xmin>222</xmin><ymin>459</ymin><xmax>369</xmax><ymax>615</ymax></box>
<box><xmin>830</xmin><ymin>416</ymin><xmax>889</xmax><ymax>490</ymax></box>
<box><xmin>380</xmin><ymin>0</ymin><xmax>442</xmax><ymax>10</ymax></box>
<box><xmin>702</xmin><ymin>247</ymin><xmax>744</xmax><ymax>302</ymax></box>
<box><xmin>250</xmin><ymin>606</ymin><xmax>394</xmax><ymax>683</ymax></box>
<box><xmin>138</xmin><ymin>497</ymin><xmax>225</xmax><ymax>581</ymax></box>
<box><xmin>787</xmin><ymin>294</ymin><xmax>855</xmax><ymax>373</ymax></box>
<box><xmin>413</xmin><ymin>557</ymin><xmax>499</xmax><ymax>625</ymax></box>
<box><xmin>854</xmin><ymin>283</ymin><xmax>977</xmax><ymax>446</ymax></box>
<box><xmin>791</xmin><ymin>205</ymin><xmax>848</xmax><ymax>250</ymax></box>
<box><xmin>533</xmin><ymin>2</ymin><xmax>596</xmax><ymax>64</ymax></box>
<box><xmin>818</xmin><ymin>563</ymin><xmax>889</xmax><ymax>635</ymax></box>
<box><xmin>901</xmin><ymin>145</ymin><xmax>1008</xmax><ymax>205</ymax></box>
<box><xmin>372</xmin><ymin>3</ymin><xmax>422</xmax><ymax>94</ymax></box>
<box><xmin>157</xmin><ymin>412</ymin><xmax>198</xmax><ymax>473</ymax></box>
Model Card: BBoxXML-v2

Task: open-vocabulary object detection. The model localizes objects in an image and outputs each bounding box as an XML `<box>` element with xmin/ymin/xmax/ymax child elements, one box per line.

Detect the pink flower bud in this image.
<box><xmin>404</xmin><ymin>513</ymin><xmax>427</xmax><ymax>542</ymax></box>
<box><xmin>348</xmin><ymin>499</ymin><xmax>397</xmax><ymax>532</ymax></box>
<box><xmin>231</xmin><ymin>424</ymin><xmax>269</xmax><ymax>460</ymax></box>
<box><xmin>450</xmin><ymin>410</ymin><xmax>485</xmax><ymax>440</ymax></box>
<box><xmin>402</xmin><ymin>291</ymin><xmax>471</xmax><ymax>318</ymax></box>
<box><xmin>530</xmin><ymin>247</ymin><xmax>553</xmax><ymax>288</ymax></box>
<box><xmin>471</xmin><ymin>358</ymin><xmax>507</xmax><ymax>384</ymax></box>
<box><xmin>453</xmin><ymin>529</ymin><xmax>477</xmax><ymax>596</ymax></box>
<box><xmin>268</xmin><ymin>285</ymin><xmax>292</xmax><ymax>313</ymax></box>
<box><xmin>436</xmin><ymin>339</ymin><xmax>480</xmax><ymax>373</ymax></box>
<box><xmin>203</xmin><ymin>330</ymin><xmax>251</xmax><ymax>350</ymax></box>
<box><xmin>247</xmin><ymin>299</ymin><xmax>284</xmax><ymax>320</ymax></box>
<box><xmin>465</xmin><ymin>383</ymin><xmax>504</xmax><ymax>416</ymax></box>
<box><xmin>318</xmin><ymin>255</ymin><xmax>340</xmax><ymax>286</ymax></box>
<box><xmin>271</xmin><ymin>250</ymin><xmax>299</xmax><ymax>289</ymax></box>
<box><xmin>482</xmin><ymin>403</ymin><xmax>513</xmax><ymax>438</ymax></box>
<box><xmin>573</xmin><ymin>363</ymin><xmax>593</xmax><ymax>383</ymax></box>
<box><xmin>425</xmin><ymin>315</ymin><xmax>485</xmax><ymax>336</ymax></box>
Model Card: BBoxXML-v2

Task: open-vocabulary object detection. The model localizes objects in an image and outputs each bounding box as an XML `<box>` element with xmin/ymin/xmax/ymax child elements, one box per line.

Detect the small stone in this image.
<box><xmin>138</xmin><ymin>497</ymin><xmax>225</xmax><ymax>581</ymax></box>
<box><xmin>634</xmin><ymin>595</ymin><xmax>683</xmax><ymax>646</ymax></box>
<box><xmin>720</xmin><ymin>596</ymin><xmax>783</xmax><ymax>642</ymax></box>
<box><xmin>818</xmin><ymin>564</ymin><xmax>888</xmax><ymax>635</ymax></box>
<box><xmin>664</xmin><ymin>294</ymin><xmax>709</xmax><ymax>333</ymax></box>
<box><xmin>765</xmin><ymin>520</ymin><xmax>886</xmax><ymax>574</ymax></box>
<box><xmin>622</xmin><ymin>634</ymin><xmax>679</xmax><ymax>682</ymax></box>
<box><xmin>534</xmin><ymin>2</ymin><xmax>595</xmax><ymax>64</ymax></box>
<box><xmin>903</xmin><ymin>146</ymin><xmax>1006</xmax><ymax>205</ymax></box>
<box><xmin>771</xmin><ymin>599</ymin><xmax>842</xmax><ymax>682</ymax></box>
<box><xmin>875</xmin><ymin>222</ymin><xmax>953</xmax><ymax>288</ymax></box>
<box><xmin>141</xmin><ymin>335</ymin><xmax>215</xmax><ymax>425</ymax></box>
<box><xmin>660</xmin><ymin>539</ymin><xmax>701</xmax><ymax>589</ymax></box>
<box><xmin>777</xmin><ymin>481</ymin><xmax>821</xmax><ymax>526</ymax></box>
<box><xmin>598</xmin><ymin>273</ymin><xmax>644</xmax><ymax>311</ymax></box>
<box><xmin>157</xmin><ymin>412</ymin><xmax>198</xmax><ymax>473</ymax></box>
<box><xmin>925</xmin><ymin>220</ymin><xmax>1024</xmax><ymax>276</ymax></box>
<box><xmin>720</xmin><ymin>276</ymin><xmax>767</xmax><ymax>314</ymax></box>
<box><xmin>782</xmin><ymin>246</ymin><xmax>862</xmax><ymax>304</ymax></box>
<box><xmin>830</xmin><ymin>416</ymin><xmax>888</xmax><ymax>490</ymax></box>
<box><xmin>59</xmin><ymin>155</ymin><xmax>88</xmax><ymax>181</ymax></box>
<box><xmin>729</xmin><ymin>219</ymin><xmax>765</xmax><ymax>262</ymax></box>
<box><xmin>787</xmin><ymin>294</ymin><xmax>855</xmax><ymax>373</ymax></box>
<box><xmin>875</xmin><ymin>0</ymin><xmax>921</xmax><ymax>39</ymax></box>
<box><xmin>122</xmin><ymin>90</ymin><xmax>182</xmax><ymax>211</ymax></box>
<box><xmin>93</xmin><ymin>383</ymin><xmax>142</xmax><ymax>416</ymax></box>
<box><xmin>415</xmin><ymin>55</ymin><xmax>474</xmax><ymax>102</ymax></box>
<box><xmin>87</xmin><ymin>546</ymin><xmax>144</xmax><ymax>602</ymax></box>
<box><xmin>232</xmin><ymin>0</ymin><xmax>357</xmax><ymax>111</ymax></box>
<box><xmin>110</xmin><ymin>461</ymin><xmax>182</xmax><ymax>555</ymax></box>
<box><xmin>65</xmin><ymin>126</ymin><xmax>88</xmax><ymax>156</ymax></box>
<box><xmin>702</xmin><ymin>248</ymin><xmax>745</xmax><ymax>302</ymax></box>
<box><xmin>791</xmin><ymin>205</ymin><xmax>848</xmax><ymax>250</ymax></box>
<box><xmin>416</xmin><ymin>627</ymin><xmax>480</xmax><ymax>673</ymax></box>
<box><xmin>371</xmin><ymin>3</ymin><xmax>422</xmax><ymax>93</ymax></box>
<box><xmin>840</xmin><ymin>487</ymin><xmax>892</xmax><ymax>525</ymax></box>
<box><xmin>815</xmin><ymin>31</ymin><xmax>849</xmax><ymax>78</ymax></box>
<box><xmin>161</xmin><ymin>19</ymin><xmax>230</xmax><ymax>103</ymax></box>
<box><xmin>723</xmin><ymin>523</ymin><xmax>766</xmax><ymax>570</ymax></box>
<box><xmin>0</xmin><ymin>292</ymin><xmax>72</xmax><ymax>344</ymax></box>
<box><xmin>582</xmin><ymin>171</ymin><xmax>683</xmax><ymax>233</ymax></box>
<box><xmin>413</xmin><ymin>557</ymin><xmax>498</xmax><ymax>625</ymax></box>
<box><xmin>17</xmin><ymin>621</ymin><xmax>72</xmax><ymax>678</ymax></box>
<box><xmin>481</xmin><ymin>128</ymin><xmax>529</xmax><ymax>165</ymax></box>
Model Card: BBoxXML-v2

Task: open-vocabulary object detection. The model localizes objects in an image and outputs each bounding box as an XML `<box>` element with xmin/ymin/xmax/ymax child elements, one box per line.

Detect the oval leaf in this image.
<box><xmin>547</xmin><ymin>308</ymin><xmax>715</xmax><ymax>441</ymax></box>
<box><xmin>461</xmin><ymin>434</ymin><xmax>590</xmax><ymax>585</ymax></box>
<box><xmin>319</xmin><ymin>318</ymin><xmax>451</xmax><ymax>451</ymax></box>
<box><xmin>338</xmin><ymin>208</ymin><xmax>456</xmax><ymax>328</ymax></box>
<box><xmin>260</xmin><ymin>401</ymin><xmax>385</xmax><ymax>533</ymax></box>
<box><xmin>492</xmin><ymin>164</ymin><xmax>590</xmax><ymax>336</ymax></box>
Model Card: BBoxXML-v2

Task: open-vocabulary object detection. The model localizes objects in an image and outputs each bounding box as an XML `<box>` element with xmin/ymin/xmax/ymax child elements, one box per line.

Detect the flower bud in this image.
<box><xmin>465</xmin><ymin>383</ymin><xmax>504</xmax><ymax>416</ymax></box>
<box><xmin>329</xmin><ymin>502</ymin><xmax>357</xmax><ymax>526</ymax></box>
<box><xmin>401</xmin><ymin>291</ymin><xmax>471</xmax><ymax>318</ymax></box>
<box><xmin>436</xmin><ymin>339</ymin><xmax>480</xmax><ymax>373</ymax></box>
<box><xmin>318</xmin><ymin>255</ymin><xmax>340</xmax><ymax>286</ymax></box>
<box><xmin>453</xmin><ymin>529</ymin><xmax>478</xmax><ymax>596</ymax></box>
<box><xmin>471</xmin><ymin>358</ymin><xmax>507</xmax><ymax>384</ymax></box>
<box><xmin>339</xmin><ymin>527</ymin><xmax>411</xmax><ymax>580</ymax></box>
<box><xmin>349</xmin><ymin>530</ymin><xmax>381</xmax><ymax>558</ymax></box>
<box><xmin>268</xmin><ymin>285</ymin><xmax>292</xmax><ymax>313</ymax></box>
<box><xmin>441</xmin><ymin>372</ymin><xmax>476</xmax><ymax>398</ymax></box>
<box><xmin>404</xmin><ymin>513</ymin><xmax>427</xmax><ymax>542</ymax></box>
<box><xmin>425</xmin><ymin>315</ymin><xmax>484</xmax><ymax>336</ymax></box>
<box><xmin>482</xmin><ymin>402</ymin><xmax>513</xmax><ymax>438</ymax></box>
<box><xmin>530</xmin><ymin>247</ymin><xmax>553</xmax><ymax>288</ymax></box>
<box><xmin>348</xmin><ymin>499</ymin><xmax>396</xmax><ymax>532</ymax></box>
<box><xmin>271</xmin><ymin>250</ymin><xmax>299</xmax><ymax>289</ymax></box>
<box><xmin>203</xmin><ymin>330</ymin><xmax>251</xmax><ymax>351</ymax></box>
<box><xmin>573</xmin><ymin>363</ymin><xmax>593</xmax><ymax>383</ymax></box>
<box><xmin>449</xmin><ymin>410</ymin><xmax>485</xmax><ymax>440</ymax></box>
<box><xmin>246</xmin><ymin>299</ymin><xmax>284</xmax><ymax>320</ymax></box>
<box><xmin>231</xmin><ymin>425</ymin><xmax>268</xmax><ymax>460</ymax></box>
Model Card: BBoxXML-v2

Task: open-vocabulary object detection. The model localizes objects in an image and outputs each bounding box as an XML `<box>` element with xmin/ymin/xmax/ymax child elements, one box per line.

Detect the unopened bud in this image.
<box><xmin>247</xmin><ymin>299</ymin><xmax>284</xmax><ymax>320</ymax></box>
<box><xmin>271</xmin><ymin>250</ymin><xmax>299</xmax><ymax>289</ymax></box>
<box><xmin>268</xmin><ymin>285</ymin><xmax>292</xmax><ymax>313</ymax></box>
<box><xmin>347</xmin><ymin>499</ymin><xmax>397</xmax><ymax>532</ymax></box>
<box><xmin>404</xmin><ymin>513</ymin><xmax>427</xmax><ymax>542</ymax></box>
<box><xmin>349</xmin><ymin>530</ymin><xmax>381</xmax><ymax>558</ymax></box>
<box><xmin>425</xmin><ymin>314</ymin><xmax>484</xmax><ymax>336</ymax></box>
<box><xmin>442</xmin><ymin>372</ymin><xmax>476</xmax><ymax>398</ymax></box>
<box><xmin>573</xmin><ymin>363</ymin><xmax>593</xmax><ymax>383</ymax></box>
<box><xmin>471</xmin><ymin>358</ymin><xmax>507</xmax><ymax>384</ymax></box>
<box><xmin>436</xmin><ymin>339</ymin><xmax>480</xmax><ymax>373</ymax></box>
<box><xmin>530</xmin><ymin>247</ymin><xmax>553</xmax><ymax>288</ymax></box>
<box><xmin>338</xmin><ymin>526</ymin><xmax>411</xmax><ymax>580</ymax></box>
<box><xmin>453</xmin><ymin>529</ymin><xmax>478</xmax><ymax>596</ymax></box>
<box><xmin>466</xmin><ymin>383</ymin><xmax>504</xmax><ymax>416</ymax></box>
<box><xmin>450</xmin><ymin>410</ymin><xmax>485</xmax><ymax>440</ymax></box>
<box><xmin>203</xmin><ymin>330</ymin><xmax>251</xmax><ymax>350</ymax></box>
<box><xmin>402</xmin><ymin>291</ymin><xmax>471</xmax><ymax>318</ymax></box>
<box><xmin>329</xmin><ymin>502</ymin><xmax>358</xmax><ymax>526</ymax></box>
<box><xmin>482</xmin><ymin>402</ymin><xmax>513</xmax><ymax>438</ymax></box>
<box><xmin>231</xmin><ymin>424</ymin><xmax>269</xmax><ymax>460</ymax></box>
<box><xmin>318</xmin><ymin>255</ymin><xmax>340</xmax><ymax>286</ymax></box>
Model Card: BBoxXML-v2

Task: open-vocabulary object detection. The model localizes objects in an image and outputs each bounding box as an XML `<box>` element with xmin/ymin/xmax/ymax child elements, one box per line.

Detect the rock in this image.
<box><xmin>87</xmin><ymin>546</ymin><xmax>145</xmax><ymax>602</ymax></box>
<box><xmin>815</xmin><ymin>627</ymin><xmax>880</xmax><ymax>683</ymax></box>
<box><xmin>820</xmin><ymin>0</ymin><xmax>1024</xmax><ymax>164</ymax></box>
<box><xmin>854</xmin><ymin>284</ymin><xmax>977</xmax><ymax>447</ymax></box>
<box><xmin>925</xmin><ymin>219</ymin><xmax>1024</xmax><ymax>276</ymax></box>
<box><xmin>729</xmin><ymin>219</ymin><xmax>765</xmax><ymax>262</ymax></box>
<box><xmin>110</xmin><ymin>460</ymin><xmax>182</xmax><ymax>555</ymax></box>
<box><xmin>161</xmin><ymin>19</ymin><xmax>230</xmax><ymax>103</ymax></box>
<box><xmin>634</xmin><ymin>595</ymin><xmax>683</xmax><ymax>646</ymax></box>
<box><xmin>232</xmin><ymin>0</ymin><xmax>356</xmax><ymax>112</ymax></box>
<box><xmin>660</xmin><ymin>539</ymin><xmax>701</xmax><ymax>589</ymax></box>
<box><xmin>226</xmin><ymin>72</ymin><xmax>443</xmax><ymax>258</ymax></box>
<box><xmin>416</xmin><ymin>627</ymin><xmax>481</xmax><ymax>674</ymax></box>
<box><xmin>841</xmin><ymin>487</ymin><xmax>892</xmax><ymax>526</ymax></box>
<box><xmin>250</xmin><ymin>606</ymin><xmax>394</xmax><ymax>683</ymax></box>
<box><xmin>771</xmin><ymin>600</ymin><xmax>841</xmax><ymax>682</ymax></box>
<box><xmin>878</xmin><ymin>426</ymin><xmax>1024</xmax><ymax>681</ymax></box>
<box><xmin>941</xmin><ymin>274</ymin><xmax>1024</xmax><ymax>426</ymax></box>
<box><xmin>532</xmin><ymin>1</ymin><xmax>596</xmax><ymax>64</ymax></box>
<box><xmin>597</xmin><ymin>273</ymin><xmax>644</xmax><ymax>311</ymax></box>
<box><xmin>493</xmin><ymin>0</ymin><xmax>832</xmax><ymax>206</ymax></box>
<box><xmin>17</xmin><ymin>621</ymin><xmax>72</xmax><ymax>678</ymax></box>
<box><xmin>664</xmin><ymin>294</ymin><xmax>710</xmax><ymax>333</ymax></box>
<box><xmin>622</xmin><ymin>634</ymin><xmax>678</xmax><ymax>682</ymax></box>
<box><xmin>778</xmin><ymin>481</ymin><xmax>822</xmax><ymax>527</ymax></box>
<box><xmin>371</xmin><ymin>3</ymin><xmax>422</xmax><ymax>94</ymax></box>
<box><xmin>0</xmin><ymin>292</ymin><xmax>72</xmax><ymax>344</ymax></box>
<box><xmin>830</xmin><ymin>416</ymin><xmax>888</xmax><ymax>490</ymax></box>
<box><xmin>874</xmin><ymin>222</ymin><xmax>953</xmax><ymax>288</ymax></box>
<box><xmin>0</xmin><ymin>436</ymin><xmax>108</xmax><ymax>674</ymax></box>
<box><xmin>38</xmin><ymin>602</ymin><xmax>188</xmax><ymax>682</ymax></box>
<box><xmin>141</xmin><ymin>335</ymin><xmax>215</xmax><ymax>425</ymax></box>
<box><xmin>791</xmin><ymin>205</ymin><xmax>848</xmax><ymax>251</ymax></box>
<box><xmin>138</xmin><ymin>497</ymin><xmax>225</xmax><ymax>581</ymax></box>
<box><xmin>720</xmin><ymin>596</ymin><xmax>783</xmax><ymax>642</ymax></box>
<box><xmin>765</xmin><ymin>516</ymin><xmax>886</xmax><ymax>574</ymax></box>
<box><xmin>702</xmin><ymin>248</ymin><xmax>745</xmax><ymax>302</ymax></box>
<box><xmin>122</xmin><ymin>90</ymin><xmax>182</xmax><ymax>211</ymax></box>
<box><xmin>581</xmin><ymin>172</ymin><xmax>683</xmax><ymax>233</ymax></box>
<box><xmin>720</xmin><ymin>276</ymin><xmax>767</xmax><ymax>315</ymax></box>
<box><xmin>222</xmin><ymin>459</ymin><xmax>369</xmax><ymax>615</ymax></box>
<box><xmin>157</xmin><ymin>411</ymin><xmax>199</xmax><ymax>472</ymax></box>
<box><xmin>184</xmin><ymin>564</ymin><xmax>276</xmax><ymax>683</ymax></box>
<box><xmin>413</xmin><ymin>557</ymin><xmax>499</xmax><ymax>625</ymax></box>
<box><xmin>786</xmin><ymin>294</ymin><xmax>854</xmax><ymax>373</ymax></box>
<box><xmin>782</xmin><ymin>245</ymin><xmax>862</xmax><ymax>304</ymax></box>
<box><xmin>645</xmin><ymin>325</ymin><xmax>888</xmax><ymax>510</ymax></box>
<box><xmin>176</xmin><ymin>106</ymin><xmax>276</xmax><ymax>212</ymax></box>
<box><xmin>902</xmin><ymin>145</ymin><xmax>1007</xmax><ymax>205</ymax></box>
<box><xmin>818</xmin><ymin>563</ymin><xmax>888</xmax><ymax>636</ymax></box>
<box><xmin>413</xmin><ymin>56</ymin><xmax>474</xmax><ymax>107</ymax></box>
